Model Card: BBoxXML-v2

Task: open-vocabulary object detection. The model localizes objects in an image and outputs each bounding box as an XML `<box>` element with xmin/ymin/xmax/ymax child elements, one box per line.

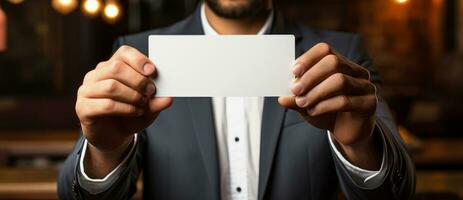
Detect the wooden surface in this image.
<box><xmin>413</xmin><ymin>138</ymin><xmax>463</xmax><ymax>167</ymax></box>
<box><xmin>0</xmin><ymin>168</ymin><xmax>142</xmax><ymax>200</ymax></box>
<box><xmin>0</xmin><ymin>131</ymin><xmax>462</xmax><ymax>199</ymax></box>
<box><xmin>0</xmin><ymin>168</ymin><xmax>58</xmax><ymax>200</ymax></box>
<box><xmin>413</xmin><ymin>138</ymin><xmax>463</xmax><ymax>198</ymax></box>
<box><xmin>416</xmin><ymin>170</ymin><xmax>463</xmax><ymax>199</ymax></box>
<box><xmin>0</xmin><ymin>168</ymin><xmax>64</xmax><ymax>199</ymax></box>
<box><xmin>0</xmin><ymin>130</ymin><xmax>79</xmax><ymax>141</ymax></box>
<box><xmin>1</xmin><ymin>167</ymin><xmax>463</xmax><ymax>199</ymax></box>
<box><xmin>0</xmin><ymin>129</ymin><xmax>78</xmax><ymax>157</ymax></box>
<box><xmin>0</xmin><ymin>130</ymin><xmax>79</xmax><ymax>166</ymax></box>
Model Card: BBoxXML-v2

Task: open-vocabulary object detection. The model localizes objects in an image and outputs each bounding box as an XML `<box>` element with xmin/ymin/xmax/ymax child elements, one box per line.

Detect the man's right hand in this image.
<box><xmin>75</xmin><ymin>45</ymin><xmax>172</xmax><ymax>177</ymax></box>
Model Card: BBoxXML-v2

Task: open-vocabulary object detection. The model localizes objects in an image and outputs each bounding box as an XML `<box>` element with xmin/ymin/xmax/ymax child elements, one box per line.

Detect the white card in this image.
<box><xmin>149</xmin><ymin>35</ymin><xmax>295</xmax><ymax>97</ymax></box>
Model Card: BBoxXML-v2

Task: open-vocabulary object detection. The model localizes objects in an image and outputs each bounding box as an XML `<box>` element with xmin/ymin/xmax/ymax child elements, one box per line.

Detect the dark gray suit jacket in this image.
<box><xmin>58</xmin><ymin>5</ymin><xmax>415</xmax><ymax>200</ymax></box>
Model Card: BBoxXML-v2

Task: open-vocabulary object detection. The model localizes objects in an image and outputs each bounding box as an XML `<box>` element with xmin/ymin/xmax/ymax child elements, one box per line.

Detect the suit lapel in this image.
<box><xmin>182</xmin><ymin>6</ymin><xmax>219</xmax><ymax>199</ymax></box>
<box><xmin>257</xmin><ymin>10</ymin><xmax>304</xmax><ymax>200</ymax></box>
<box><xmin>258</xmin><ymin>97</ymin><xmax>287</xmax><ymax>200</ymax></box>
<box><xmin>181</xmin><ymin>5</ymin><xmax>205</xmax><ymax>35</ymax></box>
<box><xmin>187</xmin><ymin>97</ymin><xmax>220</xmax><ymax>199</ymax></box>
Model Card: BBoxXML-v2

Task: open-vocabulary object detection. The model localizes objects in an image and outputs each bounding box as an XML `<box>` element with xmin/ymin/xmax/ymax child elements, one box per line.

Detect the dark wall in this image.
<box><xmin>0</xmin><ymin>0</ymin><xmax>461</xmax><ymax>136</ymax></box>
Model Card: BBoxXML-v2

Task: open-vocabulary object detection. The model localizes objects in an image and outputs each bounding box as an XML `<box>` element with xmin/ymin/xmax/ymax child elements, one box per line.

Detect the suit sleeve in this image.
<box><xmin>331</xmin><ymin>35</ymin><xmax>416</xmax><ymax>200</ymax></box>
<box><xmin>57</xmin><ymin>37</ymin><xmax>147</xmax><ymax>200</ymax></box>
<box><xmin>58</xmin><ymin>131</ymin><xmax>146</xmax><ymax>200</ymax></box>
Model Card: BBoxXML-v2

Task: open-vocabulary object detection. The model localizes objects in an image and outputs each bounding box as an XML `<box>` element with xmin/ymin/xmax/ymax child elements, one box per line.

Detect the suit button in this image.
<box><xmin>235</xmin><ymin>137</ymin><xmax>240</xmax><ymax>142</ymax></box>
<box><xmin>236</xmin><ymin>187</ymin><xmax>242</xmax><ymax>192</ymax></box>
<box><xmin>72</xmin><ymin>181</ymin><xmax>77</xmax><ymax>192</ymax></box>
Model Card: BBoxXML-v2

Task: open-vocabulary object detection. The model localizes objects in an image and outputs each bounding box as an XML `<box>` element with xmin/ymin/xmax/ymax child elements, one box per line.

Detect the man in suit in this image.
<box><xmin>58</xmin><ymin>0</ymin><xmax>415</xmax><ymax>199</ymax></box>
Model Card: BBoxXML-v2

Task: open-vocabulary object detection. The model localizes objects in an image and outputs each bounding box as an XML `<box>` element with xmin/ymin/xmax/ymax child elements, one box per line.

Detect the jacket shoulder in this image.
<box><xmin>295</xmin><ymin>24</ymin><xmax>362</xmax><ymax>57</ymax></box>
<box><xmin>114</xmin><ymin>15</ymin><xmax>196</xmax><ymax>55</ymax></box>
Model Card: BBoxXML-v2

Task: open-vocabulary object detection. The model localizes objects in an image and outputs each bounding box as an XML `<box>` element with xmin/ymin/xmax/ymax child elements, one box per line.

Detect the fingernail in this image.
<box><xmin>292</xmin><ymin>83</ymin><xmax>303</xmax><ymax>96</ymax></box>
<box><xmin>293</xmin><ymin>63</ymin><xmax>303</xmax><ymax>77</ymax></box>
<box><xmin>145</xmin><ymin>83</ymin><xmax>156</xmax><ymax>96</ymax></box>
<box><xmin>143</xmin><ymin>63</ymin><xmax>154</xmax><ymax>75</ymax></box>
<box><xmin>295</xmin><ymin>96</ymin><xmax>308</xmax><ymax>108</ymax></box>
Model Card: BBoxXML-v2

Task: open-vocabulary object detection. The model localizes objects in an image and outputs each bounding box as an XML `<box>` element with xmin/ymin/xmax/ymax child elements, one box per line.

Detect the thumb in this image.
<box><xmin>278</xmin><ymin>96</ymin><xmax>298</xmax><ymax>110</ymax></box>
<box><xmin>122</xmin><ymin>97</ymin><xmax>172</xmax><ymax>134</ymax></box>
<box><xmin>278</xmin><ymin>96</ymin><xmax>308</xmax><ymax>116</ymax></box>
<box><xmin>148</xmin><ymin>97</ymin><xmax>173</xmax><ymax>113</ymax></box>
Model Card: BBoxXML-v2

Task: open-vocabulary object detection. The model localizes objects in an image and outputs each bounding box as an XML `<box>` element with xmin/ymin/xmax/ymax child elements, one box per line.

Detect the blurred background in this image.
<box><xmin>0</xmin><ymin>0</ymin><xmax>462</xmax><ymax>199</ymax></box>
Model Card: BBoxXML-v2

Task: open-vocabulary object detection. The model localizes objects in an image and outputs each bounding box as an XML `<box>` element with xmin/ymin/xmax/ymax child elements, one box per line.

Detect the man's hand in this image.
<box><xmin>76</xmin><ymin>45</ymin><xmax>172</xmax><ymax>177</ymax></box>
<box><xmin>279</xmin><ymin>43</ymin><xmax>381</xmax><ymax>170</ymax></box>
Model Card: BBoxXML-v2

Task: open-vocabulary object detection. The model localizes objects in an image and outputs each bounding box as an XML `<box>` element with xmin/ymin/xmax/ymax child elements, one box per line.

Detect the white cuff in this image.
<box><xmin>327</xmin><ymin>129</ymin><xmax>388</xmax><ymax>189</ymax></box>
<box><xmin>78</xmin><ymin>134</ymin><xmax>138</xmax><ymax>194</ymax></box>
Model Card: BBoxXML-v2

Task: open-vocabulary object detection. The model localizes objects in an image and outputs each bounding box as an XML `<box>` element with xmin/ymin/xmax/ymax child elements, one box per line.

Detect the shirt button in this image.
<box><xmin>235</xmin><ymin>137</ymin><xmax>240</xmax><ymax>142</ymax></box>
<box><xmin>236</xmin><ymin>187</ymin><xmax>242</xmax><ymax>192</ymax></box>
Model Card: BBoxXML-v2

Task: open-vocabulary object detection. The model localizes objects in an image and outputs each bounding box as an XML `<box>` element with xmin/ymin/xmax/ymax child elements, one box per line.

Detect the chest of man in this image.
<box><xmin>141</xmin><ymin>97</ymin><xmax>338</xmax><ymax>200</ymax></box>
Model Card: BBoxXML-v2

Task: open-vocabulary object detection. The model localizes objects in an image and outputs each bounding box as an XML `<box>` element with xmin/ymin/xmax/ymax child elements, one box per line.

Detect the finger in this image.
<box><xmin>295</xmin><ymin>73</ymin><xmax>376</xmax><ymax>108</ymax></box>
<box><xmin>292</xmin><ymin>43</ymin><xmax>331</xmax><ymax>78</ymax></box>
<box><xmin>147</xmin><ymin>97</ymin><xmax>173</xmax><ymax>114</ymax></box>
<box><xmin>330</xmin><ymin>48</ymin><xmax>370</xmax><ymax>80</ymax></box>
<box><xmin>292</xmin><ymin>54</ymin><xmax>339</xmax><ymax>96</ymax></box>
<box><xmin>292</xmin><ymin>54</ymin><xmax>370</xmax><ymax>96</ymax></box>
<box><xmin>77</xmin><ymin>98</ymin><xmax>144</xmax><ymax>119</ymax></box>
<box><xmin>79</xmin><ymin>79</ymin><xmax>147</xmax><ymax>106</ymax></box>
<box><xmin>307</xmin><ymin>95</ymin><xmax>377</xmax><ymax>117</ymax></box>
<box><xmin>278</xmin><ymin>96</ymin><xmax>309</xmax><ymax>117</ymax></box>
<box><xmin>111</xmin><ymin>45</ymin><xmax>155</xmax><ymax>76</ymax></box>
<box><xmin>278</xmin><ymin>96</ymin><xmax>298</xmax><ymax>110</ymax></box>
<box><xmin>124</xmin><ymin>97</ymin><xmax>173</xmax><ymax>129</ymax></box>
<box><xmin>84</xmin><ymin>61</ymin><xmax>156</xmax><ymax>96</ymax></box>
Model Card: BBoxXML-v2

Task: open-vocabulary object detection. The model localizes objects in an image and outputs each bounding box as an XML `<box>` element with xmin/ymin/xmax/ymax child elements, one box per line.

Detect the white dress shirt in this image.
<box><xmin>78</xmin><ymin>3</ymin><xmax>388</xmax><ymax>199</ymax></box>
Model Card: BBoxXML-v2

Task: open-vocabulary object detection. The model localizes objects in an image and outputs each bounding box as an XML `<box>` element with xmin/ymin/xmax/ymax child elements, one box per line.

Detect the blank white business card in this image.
<box><xmin>149</xmin><ymin>35</ymin><xmax>294</xmax><ymax>97</ymax></box>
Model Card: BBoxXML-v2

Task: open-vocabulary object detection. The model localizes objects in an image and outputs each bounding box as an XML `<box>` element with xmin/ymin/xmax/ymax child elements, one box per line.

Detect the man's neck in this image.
<box><xmin>204</xmin><ymin>3</ymin><xmax>270</xmax><ymax>35</ymax></box>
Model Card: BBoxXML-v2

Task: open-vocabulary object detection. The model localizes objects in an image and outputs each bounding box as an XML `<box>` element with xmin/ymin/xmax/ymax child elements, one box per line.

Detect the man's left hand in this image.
<box><xmin>279</xmin><ymin>43</ymin><xmax>381</xmax><ymax>170</ymax></box>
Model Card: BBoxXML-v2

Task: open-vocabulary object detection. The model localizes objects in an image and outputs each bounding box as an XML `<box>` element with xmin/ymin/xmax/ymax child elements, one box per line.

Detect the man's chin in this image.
<box><xmin>220</xmin><ymin>0</ymin><xmax>250</xmax><ymax>9</ymax></box>
<box><xmin>205</xmin><ymin>0</ymin><xmax>265</xmax><ymax>19</ymax></box>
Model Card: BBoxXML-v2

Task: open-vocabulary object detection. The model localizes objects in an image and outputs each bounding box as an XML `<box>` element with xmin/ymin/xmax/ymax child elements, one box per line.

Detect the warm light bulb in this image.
<box><xmin>104</xmin><ymin>4</ymin><xmax>119</xmax><ymax>18</ymax></box>
<box><xmin>396</xmin><ymin>0</ymin><xmax>408</xmax><ymax>4</ymax></box>
<box><xmin>103</xmin><ymin>1</ymin><xmax>122</xmax><ymax>23</ymax></box>
<box><xmin>83</xmin><ymin>0</ymin><xmax>101</xmax><ymax>15</ymax></box>
<box><xmin>6</xmin><ymin>0</ymin><xmax>25</xmax><ymax>4</ymax></box>
<box><xmin>52</xmin><ymin>0</ymin><xmax>78</xmax><ymax>15</ymax></box>
<box><xmin>59</xmin><ymin>0</ymin><xmax>72</xmax><ymax>6</ymax></box>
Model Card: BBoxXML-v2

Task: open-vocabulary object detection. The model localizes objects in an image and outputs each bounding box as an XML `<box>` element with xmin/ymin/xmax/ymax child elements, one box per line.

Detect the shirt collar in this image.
<box><xmin>200</xmin><ymin>2</ymin><xmax>274</xmax><ymax>35</ymax></box>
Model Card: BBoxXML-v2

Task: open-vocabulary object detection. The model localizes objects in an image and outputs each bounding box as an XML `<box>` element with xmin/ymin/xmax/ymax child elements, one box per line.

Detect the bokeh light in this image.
<box><xmin>102</xmin><ymin>1</ymin><xmax>122</xmax><ymax>23</ymax></box>
<box><xmin>82</xmin><ymin>0</ymin><xmax>102</xmax><ymax>16</ymax></box>
<box><xmin>51</xmin><ymin>0</ymin><xmax>78</xmax><ymax>15</ymax></box>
